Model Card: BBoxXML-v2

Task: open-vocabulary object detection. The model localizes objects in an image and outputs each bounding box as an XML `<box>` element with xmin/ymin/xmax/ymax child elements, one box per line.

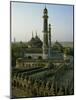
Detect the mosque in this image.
<box><xmin>16</xmin><ymin>7</ymin><xmax>65</xmax><ymax>69</ymax></box>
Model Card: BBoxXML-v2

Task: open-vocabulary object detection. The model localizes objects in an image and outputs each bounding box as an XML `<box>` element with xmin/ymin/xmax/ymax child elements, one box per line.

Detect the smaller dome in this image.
<box><xmin>28</xmin><ymin>34</ymin><xmax>43</xmax><ymax>48</ymax></box>
<box><xmin>29</xmin><ymin>37</ymin><xmax>36</xmax><ymax>44</ymax></box>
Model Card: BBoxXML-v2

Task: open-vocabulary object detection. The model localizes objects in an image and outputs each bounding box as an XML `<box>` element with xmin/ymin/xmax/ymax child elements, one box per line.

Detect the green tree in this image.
<box><xmin>48</xmin><ymin>62</ymin><xmax>54</xmax><ymax>69</ymax></box>
<box><xmin>64</xmin><ymin>47</ymin><xmax>73</xmax><ymax>56</ymax></box>
<box><xmin>11</xmin><ymin>49</ymin><xmax>16</xmax><ymax>67</ymax></box>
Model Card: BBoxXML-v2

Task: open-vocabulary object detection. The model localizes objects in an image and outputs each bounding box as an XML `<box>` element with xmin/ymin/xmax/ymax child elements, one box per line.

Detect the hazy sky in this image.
<box><xmin>11</xmin><ymin>2</ymin><xmax>73</xmax><ymax>42</ymax></box>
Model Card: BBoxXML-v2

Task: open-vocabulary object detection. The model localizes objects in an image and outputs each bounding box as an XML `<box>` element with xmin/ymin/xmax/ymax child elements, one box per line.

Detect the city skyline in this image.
<box><xmin>11</xmin><ymin>2</ymin><xmax>73</xmax><ymax>42</ymax></box>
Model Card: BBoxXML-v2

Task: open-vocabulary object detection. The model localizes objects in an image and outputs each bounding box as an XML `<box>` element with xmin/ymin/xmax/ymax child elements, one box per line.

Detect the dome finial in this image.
<box><xmin>36</xmin><ymin>31</ymin><xmax>37</xmax><ymax>36</ymax></box>
<box><xmin>32</xmin><ymin>31</ymin><xmax>34</xmax><ymax>38</ymax></box>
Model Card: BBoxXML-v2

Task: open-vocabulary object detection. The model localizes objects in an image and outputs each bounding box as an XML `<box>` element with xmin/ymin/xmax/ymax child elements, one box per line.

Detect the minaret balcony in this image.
<box><xmin>43</xmin><ymin>15</ymin><xmax>48</xmax><ymax>18</ymax></box>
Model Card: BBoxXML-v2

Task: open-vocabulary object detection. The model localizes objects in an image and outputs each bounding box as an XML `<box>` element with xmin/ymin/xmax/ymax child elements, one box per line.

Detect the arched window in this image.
<box><xmin>13</xmin><ymin>80</ymin><xmax>16</xmax><ymax>87</ymax></box>
<box><xmin>38</xmin><ymin>56</ymin><xmax>42</xmax><ymax>59</ymax></box>
<box><xmin>28</xmin><ymin>56</ymin><xmax>32</xmax><ymax>59</ymax></box>
<box><xmin>17</xmin><ymin>81</ymin><xmax>19</xmax><ymax>88</ymax></box>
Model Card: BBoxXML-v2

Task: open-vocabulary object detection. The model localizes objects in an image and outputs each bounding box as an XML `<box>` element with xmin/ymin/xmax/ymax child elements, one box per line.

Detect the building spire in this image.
<box><xmin>48</xmin><ymin>23</ymin><xmax>52</xmax><ymax>59</ymax></box>
<box><xmin>45</xmin><ymin>4</ymin><xmax>46</xmax><ymax>8</ymax></box>
<box><xmin>49</xmin><ymin>24</ymin><xmax>51</xmax><ymax>31</ymax></box>
<box><xmin>36</xmin><ymin>31</ymin><xmax>37</xmax><ymax>36</ymax></box>
<box><xmin>49</xmin><ymin>23</ymin><xmax>51</xmax><ymax>46</ymax></box>
<box><xmin>43</xmin><ymin>6</ymin><xmax>48</xmax><ymax>59</ymax></box>
<box><xmin>32</xmin><ymin>31</ymin><xmax>34</xmax><ymax>38</ymax></box>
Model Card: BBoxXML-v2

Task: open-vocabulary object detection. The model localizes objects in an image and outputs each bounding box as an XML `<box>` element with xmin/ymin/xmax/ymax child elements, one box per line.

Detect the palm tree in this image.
<box><xmin>39</xmin><ymin>81</ymin><xmax>45</xmax><ymax>96</ymax></box>
<box><xmin>44</xmin><ymin>81</ymin><xmax>51</xmax><ymax>96</ymax></box>
<box><xmin>33</xmin><ymin>80</ymin><xmax>39</xmax><ymax>96</ymax></box>
<box><xmin>57</xmin><ymin>87</ymin><xmax>64</xmax><ymax>96</ymax></box>
<box><xmin>48</xmin><ymin>82</ymin><xmax>55</xmax><ymax>96</ymax></box>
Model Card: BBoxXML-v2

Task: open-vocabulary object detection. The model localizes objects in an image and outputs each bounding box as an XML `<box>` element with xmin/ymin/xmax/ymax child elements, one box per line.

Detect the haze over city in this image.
<box><xmin>11</xmin><ymin>2</ymin><xmax>73</xmax><ymax>42</ymax></box>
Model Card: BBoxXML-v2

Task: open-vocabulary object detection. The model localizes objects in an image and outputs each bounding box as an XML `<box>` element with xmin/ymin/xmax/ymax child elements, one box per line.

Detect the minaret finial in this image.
<box><xmin>45</xmin><ymin>4</ymin><xmax>46</xmax><ymax>8</ymax></box>
<box><xmin>49</xmin><ymin>24</ymin><xmax>51</xmax><ymax>29</ymax></box>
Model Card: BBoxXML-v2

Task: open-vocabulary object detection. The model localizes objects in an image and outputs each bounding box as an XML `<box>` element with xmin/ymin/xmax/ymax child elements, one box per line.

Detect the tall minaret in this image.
<box><xmin>48</xmin><ymin>24</ymin><xmax>51</xmax><ymax>59</ymax></box>
<box><xmin>43</xmin><ymin>6</ymin><xmax>48</xmax><ymax>59</ymax></box>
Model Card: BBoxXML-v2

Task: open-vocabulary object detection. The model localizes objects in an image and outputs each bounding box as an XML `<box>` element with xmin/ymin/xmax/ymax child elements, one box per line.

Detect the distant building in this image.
<box><xmin>52</xmin><ymin>41</ymin><xmax>63</xmax><ymax>51</ymax></box>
